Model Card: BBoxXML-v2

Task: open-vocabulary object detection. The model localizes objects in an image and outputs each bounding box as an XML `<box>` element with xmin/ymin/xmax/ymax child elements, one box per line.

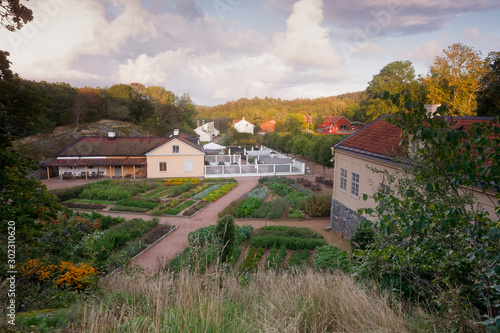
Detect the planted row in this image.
<box><xmin>151</xmin><ymin>200</ymin><xmax>195</xmax><ymax>216</ymax></box>
<box><xmin>203</xmin><ymin>183</ymin><xmax>237</xmax><ymax>202</ymax></box>
<box><xmin>192</xmin><ymin>184</ymin><xmax>222</xmax><ymax>200</ymax></box>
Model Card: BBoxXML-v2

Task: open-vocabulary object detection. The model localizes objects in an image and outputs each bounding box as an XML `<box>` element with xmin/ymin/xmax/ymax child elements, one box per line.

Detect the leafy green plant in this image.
<box><xmin>267</xmin><ymin>198</ymin><xmax>288</xmax><ymax>219</ymax></box>
<box><xmin>218</xmin><ymin>198</ymin><xmax>244</xmax><ymax>218</ymax></box>
<box><xmin>288</xmin><ymin>208</ymin><xmax>304</xmax><ymax>219</ymax></box>
<box><xmin>313</xmin><ymin>246</ymin><xmax>349</xmax><ymax>272</ymax></box>
<box><xmin>247</xmin><ymin>186</ymin><xmax>269</xmax><ymax>200</ymax></box>
<box><xmin>252</xmin><ymin>201</ymin><xmax>271</xmax><ymax>218</ymax></box>
<box><xmin>251</xmin><ymin>226</ymin><xmax>326</xmax><ymax>250</ymax></box>
<box><xmin>305</xmin><ymin>195</ymin><xmax>330</xmax><ymax>217</ymax></box>
<box><xmin>235</xmin><ymin>197</ymin><xmax>262</xmax><ymax>218</ymax></box>
<box><xmin>239</xmin><ymin>247</ymin><xmax>264</xmax><ymax>272</ymax></box>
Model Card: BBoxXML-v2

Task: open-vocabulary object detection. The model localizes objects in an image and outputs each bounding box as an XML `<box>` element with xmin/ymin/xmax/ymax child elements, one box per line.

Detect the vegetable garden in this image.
<box><xmin>51</xmin><ymin>178</ymin><xmax>237</xmax><ymax>216</ymax></box>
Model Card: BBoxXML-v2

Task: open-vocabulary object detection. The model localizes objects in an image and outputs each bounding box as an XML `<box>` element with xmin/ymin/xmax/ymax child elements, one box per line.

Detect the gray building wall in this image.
<box><xmin>330</xmin><ymin>198</ymin><xmax>365</xmax><ymax>239</ymax></box>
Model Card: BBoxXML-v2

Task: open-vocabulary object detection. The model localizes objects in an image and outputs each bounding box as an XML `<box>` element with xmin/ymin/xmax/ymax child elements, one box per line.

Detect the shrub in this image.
<box><xmin>267</xmin><ymin>198</ymin><xmax>288</xmax><ymax>219</ymax></box>
<box><xmin>313</xmin><ymin>245</ymin><xmax>350</xmax><ymax>272</ymax></box>
<box><xmin>215</xmin><ymin>215</ymin><xmax>237</xmax><ymax>263</ymax></box>
<box><xmin>305</xmin><ymin>195</ymin><xmax>331</xmax><ymax>217</ymax></box>
<box><xmin>350</xmin><ymin>227</ymin><xmax>375</xmax><ymax>252</ymax></box>
<box><xmin>288</xmin><ymin>208</ymin><xmax>304</xmax><ymax>219</ymax></box>
<box><xmin>252</xmin><ymin>201</ymin><xmax>271</xmax><ymax>218</ymax></box>
<box><xmin>49</xmin><ymin>185</ymin><xmax>87</xmax><ymax>202</ymax></box>
<box><xmin>235</xmin><ymin>197</ymin><xmax>262</xmax><ymax>218</ymax></box>
<box><xmin>218</xmin><ymin>198</ymin><xmax>244</xmax><ymax>218</ymax></box>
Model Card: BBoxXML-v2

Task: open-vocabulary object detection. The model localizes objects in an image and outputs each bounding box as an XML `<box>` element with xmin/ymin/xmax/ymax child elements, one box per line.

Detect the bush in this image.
<box><xmin>218</xmin><ymin>199</ymin><xmax>244</xmax><ymax>218</ymax></box>
<box><xmin>49</xmin><ymin>184</ymin><xmax>87</xmax><ymax>202</ymax></box>
<box><xmin>235</xmin><ymin>197</ymin><xmax>262</xmax><ymax>218</ymax></box>
<box><xmin>252</xmin><ymin>201</ymin><xmax>271</xmax><ymax>218</ymax></box>
<box><xmin>215</xmin><ymin>215</ymin><xmax>237</xmax><ymax>263</ymax></box>
<box><xmin>267</xmin><ymin>198</ymin><xmax>288</xmax><ymax>219</ymax></box>
<box><xmin>313</xmin><ymin>245</ymin><xmax>350</xmax><ymax>272</ymax></box>
<box><xmin>288</xmin><ymin>208</ymin><xmax>304</xmax><ymax>219</ymax></box>
<box><xmin>350</xmin><ymin>227</ymin><xmax>375</xmax><ymax>252</ymax></box>
<box><xmin>305</xmin><ymin>195</ymin><xmax>331</xmax><ymax>217</ymax></box>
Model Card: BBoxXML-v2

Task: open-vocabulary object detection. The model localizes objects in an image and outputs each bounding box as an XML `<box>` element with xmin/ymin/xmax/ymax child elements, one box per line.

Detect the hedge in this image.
<box><xmin>49</xmin><ymin>184</ymin><xmax>87</xmax><ymax>202</ymax></box>
<box><xmin>109</xmin><ymin>206</ymin><xmax>151</xmax><ymax>213</ymax></box>
<box><xmin>250</xmin><ymin>235</ymin><xmax>326</xmax><ymax>250</ymax></box>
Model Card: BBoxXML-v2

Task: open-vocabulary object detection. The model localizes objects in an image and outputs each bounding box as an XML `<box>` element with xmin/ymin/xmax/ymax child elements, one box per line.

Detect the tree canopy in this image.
<box><xmin>422</xmin><ymin>43</ymin><xmax>488</xmax><ymax>116</ymax></box>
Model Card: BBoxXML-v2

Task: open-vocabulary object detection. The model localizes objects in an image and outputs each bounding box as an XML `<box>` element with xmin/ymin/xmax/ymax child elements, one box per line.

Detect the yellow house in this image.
<box><xmin>330</xmin><ymin>115</ymin><xmax>499</xmax><ymax>239</ymax></box>
<box><xmin>45</xmin><ymin>130</ymin><xmax>205</xmax><ymax>180</ymax></box>
<box><xmin>146</xmin><ymin>136</ymin><xmax>205</xmax><ymax>178</ymax></box>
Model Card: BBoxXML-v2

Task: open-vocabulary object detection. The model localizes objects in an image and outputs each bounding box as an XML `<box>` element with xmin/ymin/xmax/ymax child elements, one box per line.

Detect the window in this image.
<box><xmin>340</xmin><ymin>124</ymin><xmax>348</xmax><ymax>130</ymax></box>
<box><xmin>184</xmin><ymin>161</ymin><xmax>194</xmax><ymax>172</ymax></box>
<box><xmin>340</xmin><ymin>168</ymin><xmax>347</xmax><ymax>191</ymax></box>
<box><xmin>159</xmin><ymin>162</ymin><xmax>167</xmax><ymax>172</ymax></box>
<box><xmin>351</xmin><ymin>172</ymin><xmax>359</xmax><ymax>197</ymax></box>
<box><xmin>172</xmin><ymin>145</ymin><xmax>180</xmax><ymax>154</ymax></box>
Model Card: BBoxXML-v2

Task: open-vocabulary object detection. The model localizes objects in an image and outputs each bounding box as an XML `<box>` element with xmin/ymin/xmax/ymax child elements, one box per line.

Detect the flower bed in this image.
<box><xmin>62</xmin><ymin>202</ymin><xmax>107</xmax><ymax>210</ymax></box>
<box><xmin>191</xmin><ymin>184</ymin><xmax>222</xmax><ymax>200</ymax></box>
<box><xmin>202</xmin><ymin>183</ymin><xmax>237</xmax><ymax>202</ymax></box>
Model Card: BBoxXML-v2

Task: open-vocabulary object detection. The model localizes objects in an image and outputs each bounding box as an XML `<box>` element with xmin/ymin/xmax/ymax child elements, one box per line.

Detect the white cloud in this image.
<box><xmin>462</xmin><ymin>27</ymin><xmax>480</xmax><ymax>41</ymax></box>
<box><xmin>273</xmin><ymin>0</ymin><xmax>343</xmax><ymax>70</ymax></box>
<box><xmin>0</xmin><ymin>0</ymin><xmax>154</xmax><ymax>81</ymax></box>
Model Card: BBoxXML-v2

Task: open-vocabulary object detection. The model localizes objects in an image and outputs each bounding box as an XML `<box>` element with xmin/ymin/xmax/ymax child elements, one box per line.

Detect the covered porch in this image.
<box><xmin>43</xmin><ymin>158</ymin><xmax>147</xmax><ymax>180</ymax></box>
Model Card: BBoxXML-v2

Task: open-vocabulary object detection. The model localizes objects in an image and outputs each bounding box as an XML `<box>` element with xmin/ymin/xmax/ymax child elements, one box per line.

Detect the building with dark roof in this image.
<box><xmin>44</xmin><ymin>130</ymin><xmax>205</xmax><ymax>179</ymax></box>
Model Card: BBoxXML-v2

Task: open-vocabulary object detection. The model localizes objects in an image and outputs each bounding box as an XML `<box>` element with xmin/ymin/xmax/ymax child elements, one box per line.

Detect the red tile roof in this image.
<box><xmin>335</xmin><ymin>115</ymin><xmax>497</xmax><ymax>161</ymax></box>
<box><xmin>334</xmin><ymin>116</ymin><xmax>403</xmax><ymax>160</ymax></box>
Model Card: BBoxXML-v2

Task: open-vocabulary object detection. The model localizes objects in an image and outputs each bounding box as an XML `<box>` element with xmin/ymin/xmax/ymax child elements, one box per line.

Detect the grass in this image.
<box><xmin>68</xmin><ymin>268</ymin><xmax>444</xmax><ymax>333</ymax></box>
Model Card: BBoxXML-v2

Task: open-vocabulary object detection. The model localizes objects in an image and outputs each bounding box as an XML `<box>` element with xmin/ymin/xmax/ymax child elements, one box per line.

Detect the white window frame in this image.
<box><xmin>351</xmin><ymin>172</ymin><xmax>359</xmax><ymax>197</ymax></box>
<box><xmin>184</xmin><ymin>161</ymin><xmax>194</xmax><ymax>172</ymax></box>
<box><xmin>172</xmin><ymin>145</ymin><xmax>180</xmax><ymax>154</ymax></box>
<box><xmin>159</xmin><ymin>161</ymin><xmax>167</xmax><ymax>172</ymax></box>
<box><xmin>340</xmin><ymin>168</ymin><xmax>347</xmax><ymax>191</ymax></box>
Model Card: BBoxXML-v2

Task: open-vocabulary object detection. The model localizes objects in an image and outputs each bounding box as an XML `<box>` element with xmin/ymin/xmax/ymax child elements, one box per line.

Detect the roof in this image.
<box><xmin>334</xmin><ymin>115</ymin><xmax>497</xmax><ymax>163</ymax></box>
<box><xmin>44</xmin><ymin>158</ymin><xmax>147</xmax><ymax>167</ymax></box>
<box><xmin>323</xmin><ymin>116</ymin><xmax>343</xmax><ymax>123</ymax></box>
<box><xmin>334</xmin><ymin>116</ymin><xmax>403</xmax><ymax>162</ymax></box>
<box><xmin>261</xmin><ymin>120</ymin><xmax>277</xmax><ymax>125</ymax></box>
<box><xmin>56</xmin><ymin>134</ymin><xmax>203</xmax><ymax>157</ymax></box>
<box><xmin>233</xmin><ymin>117</ymin><xmax>255</xmax><ymax>127</ymax></box>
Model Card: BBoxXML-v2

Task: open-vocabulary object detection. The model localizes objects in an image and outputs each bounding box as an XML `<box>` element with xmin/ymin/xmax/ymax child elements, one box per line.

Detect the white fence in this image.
<box><xmin>204</xmin><ymin>159</ymin><xmax>305</xmax><ymax>178</ymax></box>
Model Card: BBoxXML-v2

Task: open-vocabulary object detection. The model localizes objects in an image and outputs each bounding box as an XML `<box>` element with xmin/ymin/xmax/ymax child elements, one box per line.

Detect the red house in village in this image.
<box><xmin>260</xmin><ymin>120</ymin><xmax>276</xmax><ymax>133</ymax></box>
<box><xmin>319</xmin><ymin>116</ymin><xmax>353</xmax><ymax>134</ymax></box>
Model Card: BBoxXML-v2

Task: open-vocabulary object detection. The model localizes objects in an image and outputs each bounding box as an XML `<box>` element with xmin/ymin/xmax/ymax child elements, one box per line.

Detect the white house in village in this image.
<box><xmin>232</xmin><ymin>117</ymin><xmax>255</xmax><ymax>134</ymax></box>
<box><xmin>194</xmin><ymin>120</ymin><xmax>219</xmax><ymax>142</ymax></box>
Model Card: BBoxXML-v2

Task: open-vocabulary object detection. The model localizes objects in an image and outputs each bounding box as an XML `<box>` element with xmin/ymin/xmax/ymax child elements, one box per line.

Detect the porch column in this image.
<box><xmin>85</xmin><ymin>166</ymin><xmax>88</xmax><ymax>180</ymax></box>
<box><xmin>72</xmin><ymin>166</ymin><xmax>75</xmax><ymax>179</ymax></box>
<box><xmin>60</xmin><ymin>167</ymin><xmax>62</xmax><ymax>180</ymax></box>
<box><xmin>47</xmin><ymin>167</ymin><xmax>50</xmax><ymax>180</ymax></box>
<box><xmin>109</xmin><ymin>166</ymin><xmax>112</xmax><ymax>179</ymax></box>
<box><xmin>133</xmin><ymin>165</ymin><xmax>136</xmax><ymax>179</ymax></box>
<box><xmin>121</xmin><ymin>165</ymin><xmax>124</xmax><ymax>179</ymax></box>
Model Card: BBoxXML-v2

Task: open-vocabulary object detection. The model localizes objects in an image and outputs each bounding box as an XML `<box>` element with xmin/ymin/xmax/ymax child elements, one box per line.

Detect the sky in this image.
<box><xmin>1</xmin><ymin>0</ymin><xmax>499</xmax><ymax>106</ymax></box>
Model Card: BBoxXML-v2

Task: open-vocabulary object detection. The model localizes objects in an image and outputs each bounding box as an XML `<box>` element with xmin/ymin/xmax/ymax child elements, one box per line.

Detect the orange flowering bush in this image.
<box><xmin>18</xmin><ymin>259</ymin><xmax>97</xmax><ymax>291</ymax></box>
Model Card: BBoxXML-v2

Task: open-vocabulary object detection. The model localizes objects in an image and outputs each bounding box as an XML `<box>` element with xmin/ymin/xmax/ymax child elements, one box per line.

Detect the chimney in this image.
<box><xmin>424</xmin><ymin>104</ymin><xmax>441</xmax><ymax>117</ymax></box>
<box><xmin>173</xmin><ymin>129</ymin><xmax>179</xmax><ymax>136</ymax></box>
<box><xmin>202</xmin><ymin>119</ymin><xmax>205</xmax><ymax>125</ymax></box>
<box><xmin>197</xmin><ymin>120</ymin><xmax>200</xmax><ymax>128</ymax></box>
<box><xmin>107</xmin><ymin>131</ymin><xmax>116</xmax><ymax>140</ymax></box>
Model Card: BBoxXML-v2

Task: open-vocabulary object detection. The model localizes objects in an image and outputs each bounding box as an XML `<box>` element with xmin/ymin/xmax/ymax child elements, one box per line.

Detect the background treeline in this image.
<box><xmin>199</xmin><ymin>44</ymin><xmax>500</xmax><ymax>131</ymax></box>
<box><xmin>0</xmin><ymin>80</ymin><xmax>196</xmax><ymax>139</ymax></box>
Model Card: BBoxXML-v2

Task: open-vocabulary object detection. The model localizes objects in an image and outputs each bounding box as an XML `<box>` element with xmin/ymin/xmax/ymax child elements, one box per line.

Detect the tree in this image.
<box><xmin>356</xmin><ymin>93</ymin><xmax>500</xmax><ymax>329</ymax></box>
<box><xmin>1</xmin><ymin>0</ymin><xmax>33</xmax><ymax>31</ymax></box>
<box><xmin>284</xmin><ymin>113</ymin><xmax>305</xmax><ymax>134</ymax></box>
<box><xmin>477</xmin><ymin>51</ymin><xmax>500</xmax><ymax>117</ymax></box>
<box><xmin>422</xmin><ymin>43</ymin><xmax>488</xmax><ymax>116</ymax></box>
<box><xmin>0</xmin><ymin>134</ymin><xmax>65</xmax><ymax>243</ymax></box>
<box><xmin>363</xmin><ymin>60</ymin><xmax>422</xmax><ymax>121</ymax></box>
<box><xmin>215</xmin><ymin>215</ymin><xmax>236</xmax><ymax>264</ymax></box>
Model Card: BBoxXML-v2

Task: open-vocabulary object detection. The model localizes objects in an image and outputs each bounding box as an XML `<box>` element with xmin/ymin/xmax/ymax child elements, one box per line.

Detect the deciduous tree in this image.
<box><xmin>422</xmin><ymin>43</ymin><xmax>488</xmax><ymax>116</ymax></box>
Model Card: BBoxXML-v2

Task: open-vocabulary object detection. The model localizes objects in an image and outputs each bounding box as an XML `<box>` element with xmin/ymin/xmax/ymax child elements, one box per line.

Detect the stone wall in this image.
<box><xmin>330</xmin><ymin>198</ymin><xmax>365</xmax><ymax>239</ymax></box>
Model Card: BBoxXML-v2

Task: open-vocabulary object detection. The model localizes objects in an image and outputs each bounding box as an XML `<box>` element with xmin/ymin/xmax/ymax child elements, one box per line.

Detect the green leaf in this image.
<box><xmin>363</xmin><ymin>193</ymin><xmax>368</xmax><ymax>201</ymax></box>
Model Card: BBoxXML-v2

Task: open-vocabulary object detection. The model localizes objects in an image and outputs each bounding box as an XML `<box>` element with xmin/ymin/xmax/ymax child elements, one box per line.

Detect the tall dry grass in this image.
<box><xmin>73</xmin><ymin>267</ymin><xmax>442</xmax><ymax>333</ymax></box>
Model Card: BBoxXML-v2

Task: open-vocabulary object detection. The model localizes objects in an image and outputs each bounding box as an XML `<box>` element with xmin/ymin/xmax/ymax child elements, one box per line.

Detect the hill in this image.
<box><xmin>14</xmin><ymin>119</ymin><xmax>152</xmax><ymax>163</ymax></box>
